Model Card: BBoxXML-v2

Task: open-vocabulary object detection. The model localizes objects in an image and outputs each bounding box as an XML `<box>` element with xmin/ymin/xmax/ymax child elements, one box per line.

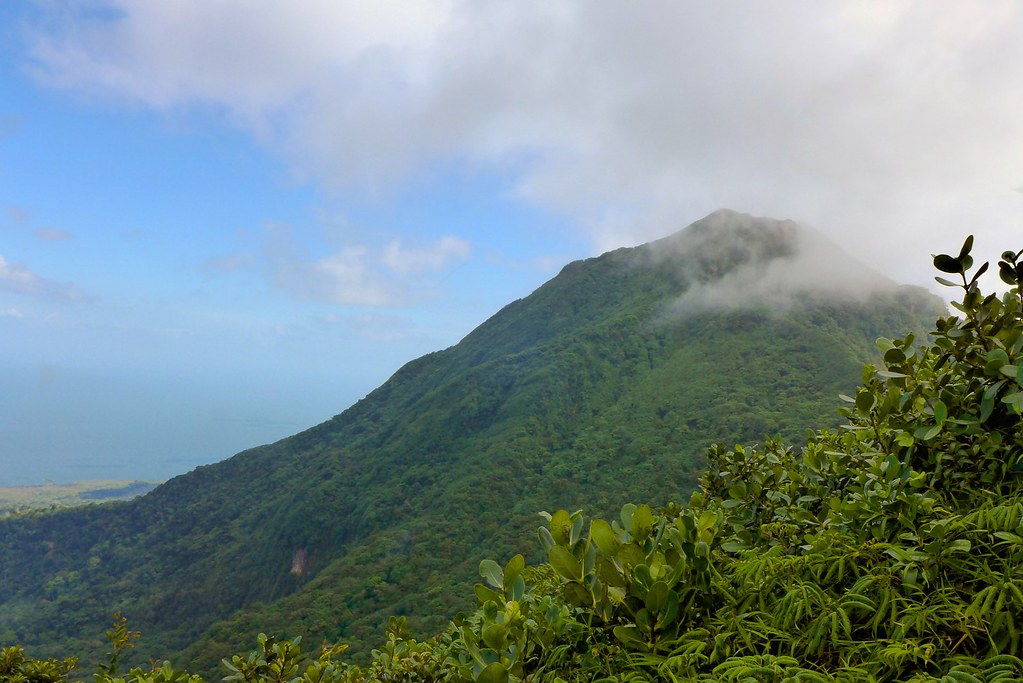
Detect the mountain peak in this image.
<box><xmin>640</xmin><ymin>209</ymin><xmax>915</xmax><ymax>312</ymax></box>
<box><xmin>646</xmin><ymin>209</ymin><xmax>813</xmax><ymax>265</ymax></box>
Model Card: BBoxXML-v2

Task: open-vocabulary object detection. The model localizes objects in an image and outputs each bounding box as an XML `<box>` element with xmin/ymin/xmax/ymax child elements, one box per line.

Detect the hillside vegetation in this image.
<box><xmin>0</xmin><ymin>211</ymin><xmax>944</xmax><ymax>676</ymax></box>
<box><xmin>7</xmin><ymin>237</ymin><xmax>1023</xmax><ymax>680</ymax></box>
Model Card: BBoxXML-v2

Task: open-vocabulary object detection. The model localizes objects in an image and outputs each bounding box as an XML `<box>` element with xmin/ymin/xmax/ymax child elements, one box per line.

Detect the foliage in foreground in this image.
<box><xmin>5</xmin><ymin>235</ymin><xmax>1023</xmax><ymax>682</ymax></box>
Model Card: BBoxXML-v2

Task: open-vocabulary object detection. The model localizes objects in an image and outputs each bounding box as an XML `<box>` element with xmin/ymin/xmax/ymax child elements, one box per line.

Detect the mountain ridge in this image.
<box><xmin>0</xmin><ymin>210</ymin><xmax>945</xmax><ymax>674</ymax></box>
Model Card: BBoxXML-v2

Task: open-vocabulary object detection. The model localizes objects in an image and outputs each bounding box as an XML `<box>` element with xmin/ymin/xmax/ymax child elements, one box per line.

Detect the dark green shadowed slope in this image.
<box><xmin>0</xmin><ymin>210</ymin><xmax>943</xmax><ymax>675</ymax></box>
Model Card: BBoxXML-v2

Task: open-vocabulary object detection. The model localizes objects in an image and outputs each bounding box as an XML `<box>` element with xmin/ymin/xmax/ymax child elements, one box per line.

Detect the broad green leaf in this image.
<box><xmin>994</xmin><ymin>531</ymin><xmax>1023</xmax><ymax>544</ymax></box>
<box><xmin>876</xmin><ymin>370</ymin><xmax>908</xmax><ymax>379</ymax></box>
<box><xmin>476</xmin><ymin>662</ymin><xmax>509</xmax><ymax>683</ymax></box>
<box><xmin>613</xmin><ymin>625</ymin><xmax>645</xmax><ymax>648</ymax></box>
<box><xmin>1000</xmin><ymin>261</ymin><xmax>1018</xmax><ymax>285</ymax></box>
<box><xmin>986</xmin><ymin>348</ymin><xmax>1010</xmax><ymax>372</ymax></box>
<box><xmin>597</xmin><ymin>556</ymin><xmax>625</xmax><ymax>587</ymax></box>
<box><xmin>884</xmin><ymin>347</ymin><xmax>906</xmax><ymax>365</ymax></box>
<box><xmin>632</xmin><ymin>563</ymin><xmax>653</xmax><ymax>591</ymax></box>
<box><xmin>631</xmin><ymin>504</ymin><xmax>655</xmax><ymax>542</ymax></box>
<box><xmin>550</xmin><ymin>509</ymin><xmax>573</xmax><ymax>546</ymax></box>
<box><xmin>481</xmin><ymin>623</ymin><xmax>507</xmax><ymax>651</ymax></box>
<box><xmin>969</xmin><ymin>260</ymin><xmax>989</xmax><ymax>285</ymax></box>
<box><xmin>589</xmin><ymin>518</ymin><xmax>620</xmax><ymax>556</ymax></box>
<box><xmin>563</xmin><ymin>581</ymin><xmax>590</xmax><ymax>608</ymax></box>
<box><xmin>895</xmin><ymin>431</ymin><xmax>915</xmax><ymax>448</ymax></box>
<box><xmin>958</xmin><ymin>234</ymin><xmax>974</xmax><ymax>259</ymax></box>
<box><xmin>660</xmin><ymin>590</ymin><xmax>680</xmax><ymax>626</ymax></box>
<box><xmin>474</xmin><ymin>583</ymin><xmax>502</xmax><ymax>605</ymax></box>
<box><xmin>934</xmin><ymin>399</ymin><xmax>947</xmax><ymax>426</ymax></box>
<box><xmin>1002</xmin><ymin>390</ymin><xmax>1023</xmax><ymax>413</ymax></box>
<box><xmin>635</xmin><ymin>608</ymin><xmax>654</xmax><ymax>635</ymax></box>
<box><xmin>617</xmin><ymin>542</ymin><xmax>646</xmax><ymax>569</ymax></box>
<box><xmin>502</xmin><ymin>554</ymin><xmax>525</xmax><ymax>592</ymax></box>
<box><xmin>948</xmin><ymin>539</ymin><xmax>972</xmax><ymax>554</ymax></box>
<box><xmin>933</xmin><ymin>253</ymin><xmax>962</xmax><ymax>274</ymax></box>
<box><xmin>620</xmin><ymin>503</ymin><xmax>636</xmax><ymax>534</ymax></box>
<box><xmin>548</xmin><ymin>545</ymin><xmax>582</xmax><ymax>581</ymax></box>
<box><xmin>981</xmin><ymin>393</ymin><xmax>995</xmax><ymax>422</ymax></box>
<box><xmin>507</xmin><ymin>575</ymin><xmax>525</xmax><ymax>602</ymax></box>
<box><xmin>461</xmin><ymin>626</ymin><xmax>481</xmax><ymax>660</ymax></box>
<box><xmin>697</xmin><ymin>509</ymin><xmax>718</xmax><ymax>542</ymax></box>
<box><xmin>479</xmin><ymin>559</ymin><xmax>503</xmax><ymax>590</ymax></box>
<box><xmin>645</xmin><ymin>581</ymin><xmax>669</xmax><ymax>613</ymax></box>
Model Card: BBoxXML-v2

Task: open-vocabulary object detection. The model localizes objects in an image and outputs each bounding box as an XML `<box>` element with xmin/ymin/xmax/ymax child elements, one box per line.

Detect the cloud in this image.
<box><xmin>3</xmin><ymin>208</ymin><xmax>73</xmax><ymax>241</ymax></box>
<box><xmin>205</xmin><ymin>224</ymin><xmax>470</xmax><ymax>306</ymax></box>
<box><xmin>34</xmin><ymin>227</ymin><xmax>74</xmax><ymax>241</ymax></box>
<box><xmin>21</xmin><ymin>1</ymin><xmax>1023</xmax><ymax>282</ymax></box>
<box><xmin>275</xmin><ymin>232</ymin><xmax>470</xmax><ymax>306</ymax></box>
<box><xmin>382</xmin><ymin>236</ymin><xmax>469</xmax><ymax>275</ymax></box>
<box><xmin>0</xmin><ymin>254</ymin><xmax>85</xmax><ymax>300</ymax></box>
<box><xmin>288</xmin><ymin>244</ymin><xmax>394</xmax><ymax>307</ymax></box>
<box><xmin>1</xmin><ymin>306</ymin><xmax>24</xmax><ymax>318</ymax></box>
<box><xmin>6</xmin><ymin>205</ymin><xmax>29</xmax><ymax>227</ymax></box>
<box><xmin>657</xmin><ymin>211</ymin><xmax>902</xmax><ymax>313</ymax></box>
<box><xmin>200</xmin><ymin>251</ymin><xmax>259</xmax><ymax>278</ymax></box>
<box><xmin>317</xmin><ymin>311</ymin><xmax>416</xmax><ymax>343</ymax></box>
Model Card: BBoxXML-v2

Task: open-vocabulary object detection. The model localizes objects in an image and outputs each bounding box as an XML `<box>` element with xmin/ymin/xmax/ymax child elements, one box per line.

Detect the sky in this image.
<box><xmin>2</xmin><ymin>1</ymin><xmax>1023</xmax><ymax>486</ymax></box>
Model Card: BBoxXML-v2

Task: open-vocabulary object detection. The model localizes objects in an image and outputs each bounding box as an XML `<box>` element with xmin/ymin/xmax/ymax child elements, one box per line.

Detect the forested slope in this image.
<box><xmin>0</xmin><ymin>210</ymin><xmax>943</xmax><ymax>675</ymax></box>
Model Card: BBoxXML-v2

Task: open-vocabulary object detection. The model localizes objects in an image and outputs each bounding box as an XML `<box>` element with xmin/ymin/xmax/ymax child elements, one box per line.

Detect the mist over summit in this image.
<box><xmin>647</xmin><ymin>209</ymin><xmax>933</xmax><ymax>313</ymax></box>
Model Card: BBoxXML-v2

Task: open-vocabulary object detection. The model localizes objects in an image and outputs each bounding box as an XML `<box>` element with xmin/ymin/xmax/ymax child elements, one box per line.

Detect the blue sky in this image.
<box><xmin>3</xmin><ymin>1</ymin><xmax>1023</xmax><ymax>485</ymax></box>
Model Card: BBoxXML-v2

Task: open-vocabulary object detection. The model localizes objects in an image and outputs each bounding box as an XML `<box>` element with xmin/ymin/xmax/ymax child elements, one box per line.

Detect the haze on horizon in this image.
<box><xmin>2</xmin><ymin>1</ymin><xmax>1023</xmax><ymax>486</ymax></box>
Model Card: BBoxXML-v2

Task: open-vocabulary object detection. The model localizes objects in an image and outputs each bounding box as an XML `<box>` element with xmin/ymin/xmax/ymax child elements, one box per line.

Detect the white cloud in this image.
<box><xmin>0</xmin><ymin>254</ymin><xmax>84</xmax><ymax>300</ymax></box>
<box><xmin>22</xmin><ymin>1</ymin><xmax>1023</xmax><ymax>282</ymax></box>
<box><xmin>200</xmin><ymin>251</ymin><xmax>259</xmax><ymax>278</ymax></box>
<box><xmin>382</xmin><ymin>236</ymin><xmax>469</xmax><ymax>275</ymax></box>
<box><xmin>206</xmin><ymin>225</ymin><xmax>470</xmax><ymax>307</ymax></box>
<box><xmin>6</xmin><ymin>205</ymin><xmax>29</xmax><ymax>227</ymax></box>
<box><xmin>304</xmin><ymin>245</ymin><xmax>393</xmax><ymax>307</ymax></box>
<box><xmin>27</xmin><ymin>1</ymin><xmax>450</xmax><ymax>112</ymax></box>
<box><xmin>661</xmin><ymin>210</ymin><xmax>901</xmax><ymax>313</ymax></box>
<box><xmin>1</xmin><ymin>306</ymin><xmax>24</xmax><ymax>318</ymax></box>
<box><xmin>317</xmin><ymin>311</ymin><xmax>416</xmax><ymax>343</ymax></box>
<box><xmin>34</xmin><ymin>227</ymin><xmax>74</xmax><ymax>241</ymax></box>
